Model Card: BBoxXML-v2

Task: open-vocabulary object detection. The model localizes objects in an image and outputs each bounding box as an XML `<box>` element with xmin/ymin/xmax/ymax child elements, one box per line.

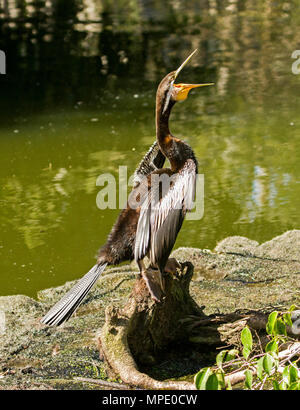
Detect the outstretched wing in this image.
<box><xmin>134</xmin><ymin>158</ymin><xmax>197</xmax><ymax>271</ymax></box>
<box><xmin>133</xmin><ymin>141</ymin><xmax>165</xmax><ymax>187</ymax></box>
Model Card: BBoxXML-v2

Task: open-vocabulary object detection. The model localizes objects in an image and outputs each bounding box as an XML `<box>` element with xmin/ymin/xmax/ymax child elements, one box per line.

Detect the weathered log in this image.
<box><xmin>187</xmin><ymin>308</ymin><xmax>299</xmax><ymax>347</ymax></box>
<box><xmin>187</xmin><ymin>310</ymin><xmax>270</xmax><ymax>346</ymax></box>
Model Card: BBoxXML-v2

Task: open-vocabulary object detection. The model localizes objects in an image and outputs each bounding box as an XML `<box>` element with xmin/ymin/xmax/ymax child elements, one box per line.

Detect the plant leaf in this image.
<box><xmin>216</xmin><ymin>371</ymin><xmax>225</xmax><ymax>390</ymax></box>
<box><xmin>289</xmin><ymin>365</ymin><xmax>299</xmax><ymax>383</ymax></box>
<box><xmin>241</xmin><ymin>327</ymin><xmax>252</xmax><ymax>359</ymax></box>
<box><xmin>194</xmin><ymin>367</ymin><xmax>211</xmax><ymax>390</ymax></box>
<box><xmin>226</xmin><ymin>349</ymin><xmax>239</xmax><ymax>362</ymax></box>
<box><xmin>256</xmin><ymin>357</ymin><xmax>264</xmax><ymax>381</ymax></box>
<box><xmin>265</xmin><ymin>340</ymin><xmax>278</xmax><ymax>354</ymax></box>
<box><xmin>226</xmin><ymin>378</ymin><xmax>232</xmax><ymax>390</ymax></box>
<box><xmin>216</xmin><ymin>350</ymin><xmax>228</xmax><ymax>368</ymax></box>
<box><xmin>288</xmin><ymin>381</ymin><xmax>300</xmax><ymax>390</ymax></box>
<box><xmin>275</xmin><ymin>318</ymin><xmax>287</xmax><ymax>336</ymax></box>
<box><xmin>206</xmin><ymin>374</ymin><xmax>220</xmax><ymax>390</ymax></box>
<box><xmin>266</xmin><ymin>311</ymin><xmax>278</xmax><ymax>335</ymax></box>
<box><xmin>263</xmin><ymin>353</ymin><xmax>274</xmax><ymax>375</ymax></box>
<box><xmin>280</xmin><ymin>381</ymin><xmax>287</xmax><ymax>390</ymax></box>
<box><xmin>244</xmin><ymin>369</ymin><xmax>253</xmax><ymax>389</ymax></box>
<box><xmin>283</xmin><ymin>312</ymin><xmax>293</xmax><ymax>328</ymax></box>
<box><xmin>282</xmin><ymin>365</ymin><xmax>290</xmax><ymax>384</ymax></box>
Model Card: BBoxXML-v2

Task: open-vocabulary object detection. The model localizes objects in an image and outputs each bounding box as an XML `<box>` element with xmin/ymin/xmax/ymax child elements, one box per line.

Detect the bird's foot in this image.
<box><xmin>141</xmin><ymin>269</ymin><xmax>164</xmax><ymax>303</ymax></box>
<box><xmin>164</xmin><ymin>258</ymin><xmax>181</xmax><ymax>275</ymax></box>
<box><xmin>149</xmin><ymin>258</ymin><xmax>181</xmax><ymax>276</ymax></box>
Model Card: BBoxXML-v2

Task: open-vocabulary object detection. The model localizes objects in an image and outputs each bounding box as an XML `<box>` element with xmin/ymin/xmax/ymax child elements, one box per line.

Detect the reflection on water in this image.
<box><xmin>1</xmin><ymin>1</ymin><xmax>300</xmax><ymax>296</ymax></box>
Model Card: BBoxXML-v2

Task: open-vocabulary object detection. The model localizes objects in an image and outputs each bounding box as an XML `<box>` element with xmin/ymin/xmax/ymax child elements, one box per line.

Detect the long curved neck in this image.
<box><xmin>155</xmin><ymin>93</ymin><xmax>175</xmax><ymax>153</ymax></box>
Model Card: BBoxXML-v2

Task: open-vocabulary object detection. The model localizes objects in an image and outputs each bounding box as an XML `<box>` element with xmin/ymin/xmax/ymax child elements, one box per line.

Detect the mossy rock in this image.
<box><xmin>0</xmin><ymin>231</ymin><xmax>299</xmax><ymax>389</ymax></box>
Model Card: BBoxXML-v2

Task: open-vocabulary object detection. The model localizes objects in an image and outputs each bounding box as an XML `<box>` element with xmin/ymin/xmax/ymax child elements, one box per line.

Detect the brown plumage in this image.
<box><xmin>41</xmin><ymin>142</ymin><xmax>164</xmax><ymax>326</ymax></box>
<box><xmin>41</xmin><ymin>50</ymin><xmax>213</xmax><ymax>325</ymax></box>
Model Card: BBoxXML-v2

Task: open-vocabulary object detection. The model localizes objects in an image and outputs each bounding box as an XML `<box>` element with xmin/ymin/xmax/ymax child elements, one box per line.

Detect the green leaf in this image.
<box><xmin>225</xmin><ymin>349</ymin><xmax>238</xmax><ymax>362</ymax></box>
<box><xmin>241</xmin><ymin>326</ymin><xmax>253</xmax><ymax>349</ymax></box>
<box><xmin>244</xmin><ymin>370</ymin><xmax>253</xmax><ymax>389</ymax></box>
<box><xmin>289</xmin><ymin>365</ymin><xmax>299</xmax><ymax>383</ymax></box>
<box><xmin>289</xmin><ymin>304</ymin><xmax>297</xmax><ymax>312</ymax></box>
<box><xmin>272</xmin><ymin>380</ymin><xmax>280</xmax><ymax>390</ymax></box>
<box><xmin>206</xmin><ymin>374</ymin><xmax>220</xmax><ymax>390</ymax></box>
<box><xmin>263</xmin><ymin>353</ymin><xmax>274</xmax><ymax>375</ymax></box>
<box><xmin>216</xmin><ymin>350</ymin><xmax>228</xmax><ymax>368</ymax></box>
<box><xmin>275</xmin><ymin>318</ymin><xmax>287</xmax><ymax>336</ymax></box>
<box><xmin>273</xmin><ymin>357</ymin><xmax>279</xmax><ymax>370</ymax></box>
<box><xmin>256</xmin><ymin>357</ymin><xmax>264</xmax><ymax>381</ymax></box>
<box><xmin>288</xmin><ymin>381</ymin><xmax>300</xmax><ymax>390</ymax></box>
<box><xmin>226</xmin><ymin>378</ymin><xmax>232</xmax><ymax>390</ymax></box>
<box><xmin>282</xmin><ymin>365</ymin><xmax>290</xmax><ymax>384</ymax></box>
<box><xmin>194</xmin><ymin>367</ymin><xmax>212</xmax><ymax>390</ymax></box>
<box><xmin>241</xmin><ymin>327</ymin><xmax>253</xmax><ymax>359</ymax></box>
<box><xmin>265</xmin><ymin>340</ymin><xmax>278</xmax><ymax>354</ymax></box>
<box><xmin>266</xmin><ymin>311</ymin><xmax>278</xmax><ymax>335</ymax></box>
<box><xmin>279</xmin><ymin>381</ymin><xmax>287</xmax><ymax>390</ymax></box>
<box><xmin>242</xmin><ymin>347</ymin><xmax>251</xmax><ymax>360</ymax></box>
<box><xmin>283</xmin><ymin>312</ymin><xmax>293</xmax><ymax>328</ymax></box>
<box><xmin>216</xmin><ymin>371</ymin><xmax>226</xmax><ymax>390</ymax></box>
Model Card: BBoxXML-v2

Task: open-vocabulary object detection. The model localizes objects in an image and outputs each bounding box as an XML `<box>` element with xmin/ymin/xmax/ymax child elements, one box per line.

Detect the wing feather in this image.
<box><xmin>133</xmin><ymin>141</ymin><xmax>166</xmax><ymax>188</ymax></box>
<box><xmin>134</xmin><ymin>159</ymin><xmax>197</xmax><ymax>271</ymax></box>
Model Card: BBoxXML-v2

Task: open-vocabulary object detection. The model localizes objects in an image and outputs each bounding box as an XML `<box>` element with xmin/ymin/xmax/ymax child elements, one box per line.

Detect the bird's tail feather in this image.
<box><xmin>40</xmin><ymin>263</ymin><xmax>107</xmax><ymax>326</ymax></box>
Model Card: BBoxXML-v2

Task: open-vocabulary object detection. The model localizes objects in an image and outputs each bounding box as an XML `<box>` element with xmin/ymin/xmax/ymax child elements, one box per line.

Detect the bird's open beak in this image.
<box><xmin>174</xmin><ymin>49</ymin><xmax>198</xmax><ymax>80</ymax></box>
<box><xmin>173</xmin><ymin>50</ymin><xmax>214</xmax><ymax>100</ymax></box>
<box><xmin>173</xmin><ymin>83</ymin><xmax>214</xmax><ymax>101</ymax></box>
<box><xmin>174</xmin><ymin>83</ymin><xmax>214</xmax><ymax>89</ymax></box>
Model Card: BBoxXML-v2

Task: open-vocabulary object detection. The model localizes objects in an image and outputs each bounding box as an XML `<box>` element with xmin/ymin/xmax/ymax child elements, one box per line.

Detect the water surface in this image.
<box><xmin>1</xmin><ymin>1</ymin><xmax>300</xmax><ymax>296</ymax></box>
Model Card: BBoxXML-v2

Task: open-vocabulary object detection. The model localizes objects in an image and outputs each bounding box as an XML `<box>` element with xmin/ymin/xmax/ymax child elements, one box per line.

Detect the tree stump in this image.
<box><xmin>98</xmin><ymin>261</ymin><xmax>296</xmax><ymax>389</ymax></box>
<box><xmin>98</xmin><ymin>262</ymin><xmax>202</xmax><ymax>389</ymax></box>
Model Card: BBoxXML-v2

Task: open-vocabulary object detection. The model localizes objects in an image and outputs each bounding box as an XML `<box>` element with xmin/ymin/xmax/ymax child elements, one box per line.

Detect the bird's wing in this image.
<box><xmin>134</xmin><ymin>158</ymin><xmax>197</xmax><ymax>271</ymax></box>
<box><xmin>133</xmin><ymin>141</ymin><xmax>165</xmax><ymax>187</ymax></box>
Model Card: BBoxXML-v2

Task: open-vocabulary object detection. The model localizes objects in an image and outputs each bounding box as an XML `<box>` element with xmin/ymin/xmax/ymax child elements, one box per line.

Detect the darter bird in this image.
<box><xmin>41</xmin><ymin>49</ymin><xmax>213</xmax><ymax>326</ymax></box>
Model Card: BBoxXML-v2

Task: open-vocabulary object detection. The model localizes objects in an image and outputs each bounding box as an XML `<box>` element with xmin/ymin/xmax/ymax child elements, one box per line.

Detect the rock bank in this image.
<box><xmin>0</xmin><ymin>231</ymin><xmax>299</xmax><ymax>389</ymax></box>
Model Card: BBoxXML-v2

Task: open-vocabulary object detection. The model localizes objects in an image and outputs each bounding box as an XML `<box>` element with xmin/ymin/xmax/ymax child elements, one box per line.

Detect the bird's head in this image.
<box><xmin>157</xmin><ymin>49</ymin><xmax>214</xmax><ymax>114</ymax></box>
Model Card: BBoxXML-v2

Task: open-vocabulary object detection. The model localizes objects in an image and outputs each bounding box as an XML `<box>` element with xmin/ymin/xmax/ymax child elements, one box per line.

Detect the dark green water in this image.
<box><xmin>1</xmin><ymin>1</ymin><xmax>300</xmax><ymax>296</ymax></box>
